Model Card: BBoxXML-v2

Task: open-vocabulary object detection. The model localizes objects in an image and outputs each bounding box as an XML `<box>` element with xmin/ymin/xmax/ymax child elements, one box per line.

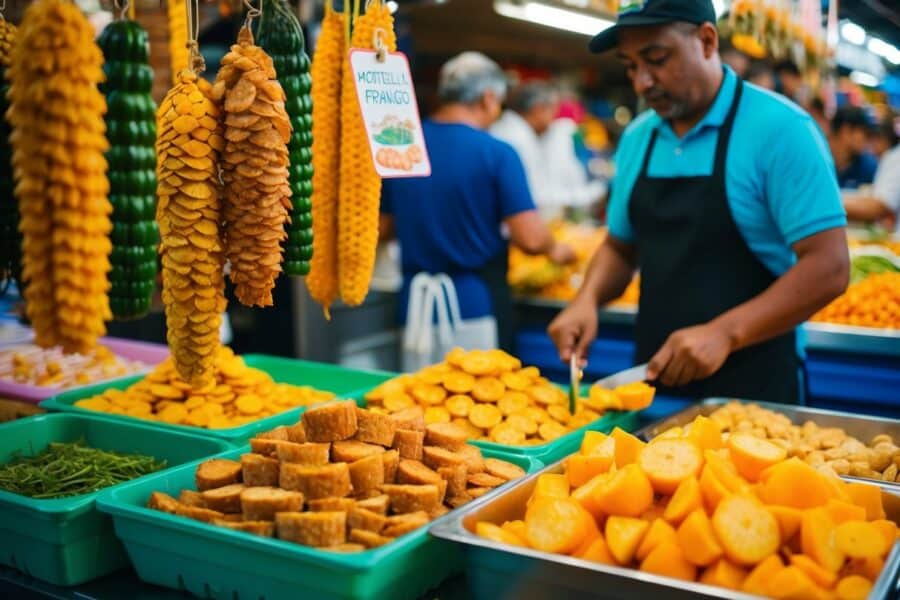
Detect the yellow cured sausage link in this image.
<box><xmin>9</xmin><ymin>0</ymin><xmax>112</xmax><ymax>354</ymax></box>
<box><xmin>306</xmin><ymin>4</ymin><xmax>346</xmax><ymax>315</ymax></box>
<box><xmin>337</xmin><ymin>2</ymin><xmax>397</xmax><ymax>306</ymax></box>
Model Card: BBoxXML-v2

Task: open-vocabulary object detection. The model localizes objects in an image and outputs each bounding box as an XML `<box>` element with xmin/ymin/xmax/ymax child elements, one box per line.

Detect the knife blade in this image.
<box><xmin>594</xmin><ymin>363</ymin><xmax>649</xmax><ymax>390</ymax></box>
<box><xmin>568</xmin><ymin>354</ymin><xmax>582</xmax><ymax>415</ymax></box>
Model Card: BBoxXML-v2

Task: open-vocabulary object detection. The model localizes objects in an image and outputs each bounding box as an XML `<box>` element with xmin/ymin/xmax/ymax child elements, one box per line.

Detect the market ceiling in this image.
<box><xmin>841</xmin><ymin>0</ymin><xmax>900</xmax><ymax>48</ymax></box>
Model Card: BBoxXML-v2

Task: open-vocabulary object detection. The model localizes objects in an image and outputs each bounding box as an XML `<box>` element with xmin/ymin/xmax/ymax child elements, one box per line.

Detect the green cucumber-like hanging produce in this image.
<box><xmin>255</xmin><ymin>0</ymin><xmax>314</xmax><ymax>276</ymax></box>
<box><xmin>0</xmin><ymin>20</ymin><xmax>19</xmax><ymax>296</ymax></box>
<box><xmin>98</xmin><ymin>19</ymin><xmax>159</xmax><ymax>319</ymax></box>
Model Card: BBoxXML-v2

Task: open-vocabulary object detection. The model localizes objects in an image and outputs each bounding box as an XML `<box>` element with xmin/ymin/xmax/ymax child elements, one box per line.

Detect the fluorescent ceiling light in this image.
<box><xmin>840</xmin><ymin>21</ymin><xmax>866</xmax><ymax>46</ymax></box>
<box><xmin>495</xmin><ymin>1</ymin><xmax>615</xmax><ymax>37</ymax></box>
<box><xmin>850</xmin><ymin>70</ymin><xmax>880</xmax><ymax>87</ymax></box>
<box><xmin>867</xmin><ymin>36</ymin><xmax>900</xmax><ymax>65</ymax></box>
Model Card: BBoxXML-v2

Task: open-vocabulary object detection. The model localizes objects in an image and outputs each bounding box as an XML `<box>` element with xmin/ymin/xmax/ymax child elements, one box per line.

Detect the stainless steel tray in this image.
<box><xmin>636</xmin><ymin>398</ymin><xmax>900</xmax><ymax>447</ymax></box>
<box><xmin>430</xmin><ymin>459</ymin><xmax>900</xmax><ymax>600</ymax></box>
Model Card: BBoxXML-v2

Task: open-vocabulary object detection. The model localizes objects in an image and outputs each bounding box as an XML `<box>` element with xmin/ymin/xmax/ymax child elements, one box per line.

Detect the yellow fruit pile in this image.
<box><xmin>365</xmin><ymin>348</ymin><xmax>649</xmax><ymax>446</ymax></box>
<box><xmin>508</xmin><ymin>223</ymin><xmax>640</xmax><ymax>306</ymax></box>
<box><xmin>156</xmin><ymin>69</ymin><xmax>227</xmax><ymax>386</ymax></box>
<box><xmin>213</xmin><ymin>26</ymin><xmax>290</xmax><ymax>307</ymax></box>
<box><xmin>306</xmin><ymin>4</ymin><xmax>345</xmax><ymax>315</ymax></box>
<box><xmin>337</xmin><ymin>1</ymin><xmax>396</xmax><ymax>307</ymax></box>
<box><xmin>478</xmin><ymin>415</ymin><xmax>898</xmax><ymax>599</ymax></box>
<box><xmin>8</xmin><ymin>0</ymin><xmax>112</xmax><ymax>354</ymax></box>
<box><xmin>812</xmin><ymin>272</ymin><xmax>900</xmax><ymax>330</ymax></box>
<box><xmin>75</xmin><ymin>347</ymin><xmax>334</xmax><ymax>429</ymax></box>
<box><xmin>166</xmin><ymin>0</ymin><xmax>188</xmax><ymax>82</ymax></box>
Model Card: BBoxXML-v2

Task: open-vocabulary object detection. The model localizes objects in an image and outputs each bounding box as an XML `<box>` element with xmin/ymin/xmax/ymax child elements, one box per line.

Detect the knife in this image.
<box><xmin>568</xmin><ymin>354</ymin><xmax>582</xmax><ymax>415</ymax></box>
<box><xmin>594</xmin><ymin>363</ymin><xmax>649</xmax><ymax>390</ymax></box>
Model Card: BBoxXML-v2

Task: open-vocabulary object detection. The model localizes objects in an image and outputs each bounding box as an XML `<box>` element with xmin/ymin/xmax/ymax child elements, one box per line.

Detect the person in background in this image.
<box><xmin>549</xmin><ymin>0</ymin><xmax>848</xmax><ymax>403</ymax></box>
<box><xmin>380</xmin><ymin>52</ymin><xmax>575</xmax><ymax>357</ymax></box>
<box><xmin>719</xmin><ymin>40</ymin><xmax>750</xmax><ymax>78</ymax></box>
<box><xmin>774</xmin><ymin>60</ymin><xmax>804</xmax><ymax>103</ymax></box>
<box><xmin>745</xmin><ymin>61</ymin><xmax>775</xmax><ymax>90</ymax></box>
<box><xmin>844</xmin><ymin>116</ymin><xmax>900</xmax><ymax>229</ymax></box>
<box><xmin>491</xmin><ymin>82</ymin><xmax>606</xmax><ymax>220</ymax></box>
<box><xmin>870</xmin><ymin>115</ymin><xmax>898</xmax><ymax>159</ymax></box>
<box><xmin>830</xmin><ymin>106</ymin><xmax>878</xmax><ymax>190</ymax></box>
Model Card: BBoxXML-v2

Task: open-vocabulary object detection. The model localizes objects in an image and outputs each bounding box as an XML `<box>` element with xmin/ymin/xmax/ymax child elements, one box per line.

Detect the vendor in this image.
<box><xmin>548</xmin><ymin>0</ymin><xmax>848</xmax><ymax>403</ymax></box>
<box><xmin>381</xmin><ymin>52</ymin><xmax>574</xmax><ymax>358</ymax></box>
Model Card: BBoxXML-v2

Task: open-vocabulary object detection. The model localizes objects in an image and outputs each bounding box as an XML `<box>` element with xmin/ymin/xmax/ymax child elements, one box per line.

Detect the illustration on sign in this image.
<box><xmin>349</xmin><ymin>49</ymin><xmax>431</xmax><ymax>178</ymax></box>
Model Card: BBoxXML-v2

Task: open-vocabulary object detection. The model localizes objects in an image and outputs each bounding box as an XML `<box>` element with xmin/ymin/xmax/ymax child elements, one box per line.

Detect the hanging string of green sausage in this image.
<box><xmin>255</xmin><ymin>0</ymin><xmax>314</xmax><ymax>277</ymax></box>
<box><xmin>98</xmin><ymin>3</ymin><xmax>159</xmax><ymax>320</ymax></box>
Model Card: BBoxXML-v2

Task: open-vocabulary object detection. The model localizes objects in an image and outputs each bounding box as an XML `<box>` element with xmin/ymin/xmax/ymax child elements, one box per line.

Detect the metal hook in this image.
<box><xmin>373</xmin><ymin>27</ymin><xmax>387</xmax><ymax>62</ymax></box>
<box><xmin>243</xmin><ymin>0</ymin><xmax>261</xmax><ymax>27</ymax></box>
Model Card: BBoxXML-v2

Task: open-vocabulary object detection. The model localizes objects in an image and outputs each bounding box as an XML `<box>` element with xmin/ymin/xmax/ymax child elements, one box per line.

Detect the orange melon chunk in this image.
<box><xmin>636</xmin><ymin>518</ymin><xmax>677</xmax><ymax>562</ymax></box>
<box><xmin>664</xmin><ymin>476</ymin><xmax>703</xmax><ymax>525</ymax></box>
<box><xmin>638</xmin><ymin>438</ymin><xmax>703</xmax><ymax>495</ymax></box>
<box><xmin>727</xmin><ymin>433</ymin><xmax>786</xmax><ymax>482</ymax></box>
<box><xmin>605</xmin><ymin>515</ymin><xmax>650</xmax><ymax>565</ymax></box>
<box><xmin>639</xmin><ymin>540</ymin><xmax>697</xmax><ymax>581</ymax></box>
<box><xmin>677</xmin><ymin>508</ymin><xmax>723</xmax><ymax>567</ymax></box>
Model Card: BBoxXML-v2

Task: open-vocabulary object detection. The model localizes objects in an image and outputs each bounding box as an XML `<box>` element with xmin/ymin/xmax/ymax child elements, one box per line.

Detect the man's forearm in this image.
<box><xmin>712</xmin><ymin>228</ymin><xmax>849</xmax><ymax>352</ymax></box>
<box><xmin>575</xmin><ymin>237</ymin><xmax>637</xmax><ymax>307</ymax></box>
<box><xmin>843</xmin><ymin>195</ymin><xmax>893</xmax><ymax>222</ymax></box>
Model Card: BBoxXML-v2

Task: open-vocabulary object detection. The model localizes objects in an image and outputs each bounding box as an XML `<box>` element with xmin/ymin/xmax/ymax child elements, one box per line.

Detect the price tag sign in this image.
<box><xmin>349</xmin><ymin>49</ymin><xmax>431</xmax><ymax>179</ymax></box>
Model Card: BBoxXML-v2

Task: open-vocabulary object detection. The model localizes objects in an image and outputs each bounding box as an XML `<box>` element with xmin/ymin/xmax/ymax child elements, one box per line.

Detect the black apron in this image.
<box><xmin>628</xmin><ymin>79</ymin><xmax>800</xmax><ymax>403</ymax></box>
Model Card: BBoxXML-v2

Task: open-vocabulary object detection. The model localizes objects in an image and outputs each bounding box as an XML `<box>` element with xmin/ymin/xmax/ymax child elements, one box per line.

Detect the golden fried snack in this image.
<box><xmin>212</xmin><ymin>26</ymin><xmax>290</xmax><ymax>307</ymax></box>
<box><xmin>156</xmin><ymin>69</ymin><xmax>226</xmax><ymax>386</ymax></box>
<box><xmin>9</xmin><ymin>0</ymin><xmax>112</xmax><ymax>353</ymax></box>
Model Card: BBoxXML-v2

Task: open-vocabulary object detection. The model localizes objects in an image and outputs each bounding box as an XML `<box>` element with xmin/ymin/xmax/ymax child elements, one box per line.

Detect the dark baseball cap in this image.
<box><xmin>589</xmin><ymin>0</ymin><xmax>717</xmax><ymax>53</ymax></box>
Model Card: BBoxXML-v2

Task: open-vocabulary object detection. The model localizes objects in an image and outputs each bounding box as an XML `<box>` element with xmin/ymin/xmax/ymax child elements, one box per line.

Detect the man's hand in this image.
<box><xmin>548</xmin><ymin>242</ymin><xmax>576</xmax><ymax>265</ymax></box>
<box><xmin>548</xmin><ymin>297</ymin><xmax>598</xmax><ymax>365</ymax></box>
<box><xmin>646</xmin><ymin>322</ymin><xmax>734</xmax><ymax>387</ymax></box>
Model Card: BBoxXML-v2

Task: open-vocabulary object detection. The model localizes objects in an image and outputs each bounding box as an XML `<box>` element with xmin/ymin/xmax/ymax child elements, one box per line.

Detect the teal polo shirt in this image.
<box><xmin>607</xmin><ymin>66</ymin><xmax>846</xmax><ymax>355</ymax></box>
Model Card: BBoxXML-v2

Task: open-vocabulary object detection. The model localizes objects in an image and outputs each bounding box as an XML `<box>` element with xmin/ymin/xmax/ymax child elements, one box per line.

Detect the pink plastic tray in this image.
<box><xmin>0</xmin><ymin>336</ymin><xmax>169</xmax><ymax>404</ymax></box>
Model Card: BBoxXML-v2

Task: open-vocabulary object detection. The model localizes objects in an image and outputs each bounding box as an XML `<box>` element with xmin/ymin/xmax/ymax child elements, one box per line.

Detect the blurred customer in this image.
<box><xmin>491</xmin><ymin>82</ymin><xmax>605</xmax><ymax>220</ymax></box>
<box><xmin>870</xmin><ymin>115</ymin><xmax>898</xmax><ymax>159</ymax></box>
<box><xmin>745</xmin><ymin>61</ymin><xmax>775</xmax><ymax>90</ymax></box>
<box><xmin>844</xmin><ymin>116</ymin><xmax>900</xmax><ymax>229</ymax></box>
<box><xmin>720</xmin><ymin>41</ymin><xmax>750</xmax><ymax>78</ymax></box>
<box><xmin>774</xmin><ymin>60</ymin><xmax>804</xmax><ymax>103</ymax></box>
<box><xmin>380</xmin><ymin>52</ymin><xmax>574</xmax><ymax>362</ymax></box>
<box><xmin>830</xmin><ymin>106</ymin><xmax>878</xmax><ymax>190</ymax></box>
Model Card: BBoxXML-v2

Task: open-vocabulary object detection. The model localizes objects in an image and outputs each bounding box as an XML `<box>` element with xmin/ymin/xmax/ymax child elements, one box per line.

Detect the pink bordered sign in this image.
<box><xmin>349</xmin><ymin>48</ymin><xmax>431</xmax><ymax>179</ymax></box>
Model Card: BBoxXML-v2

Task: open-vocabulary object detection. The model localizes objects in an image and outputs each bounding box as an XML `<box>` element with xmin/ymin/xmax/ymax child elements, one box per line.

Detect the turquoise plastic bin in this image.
<box><xmin>96</xmin><ymin>446</ymin><xmax>541</xmax><ymax>600</ymax></box>
<box><xmin>40</xmin><ymin>354</ymin><xmax>396</xmax><ymax>443</ymax></box>
<box><xmin>0</xmin><ymin>413</ymin><xmax>232</xmax><ymax>586</ymax></box>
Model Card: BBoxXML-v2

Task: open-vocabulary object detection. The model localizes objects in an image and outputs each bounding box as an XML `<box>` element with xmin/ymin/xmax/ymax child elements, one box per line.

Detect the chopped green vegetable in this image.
<box><xmin>850</xmin><ymin>255</ymin><xmax>900</xmax><ymax>284</ymax></box>
<box><xmin>0</xmin><ymin>440</ymin><xmax>166</xmax><ymax>499</ymax></box>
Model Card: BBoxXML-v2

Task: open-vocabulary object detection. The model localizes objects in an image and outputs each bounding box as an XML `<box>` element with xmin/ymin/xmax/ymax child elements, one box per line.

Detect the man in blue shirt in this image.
<box><xmin>830</xmin><ymin>106</ymin><xmax>878</xmax><ymax>190</ymax></box>
<box><xmin>549</xmin><ymin>0</ymin><xmax>849</xmax><ymax>402</ymax></box>
<box><xmin>381</xmin><ymin>52</ymin><xmax>574</xmax><ymax>352</ymax></box>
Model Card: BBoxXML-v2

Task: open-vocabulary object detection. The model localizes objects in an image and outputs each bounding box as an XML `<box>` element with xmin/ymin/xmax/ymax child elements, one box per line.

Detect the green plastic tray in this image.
<box><xmin>354</xmin><ymin>382</ymin><xmax>641</xmax><ymax>465</ymax></box>
<box><xmin>40</xmin><ymin>354</ymin><xmax>396</xmax><ymax>443</ymax></box>
<box><xmin>96</xmin><ymin>446</ymin><xmax>541</xmax><ymax>600</ymax></box>
<box><xmin>472</xmin><ymin>408</ymin><xmax>641</xmax><ymax>464</ymax></box>
<box><xmin>0</xmin><ymin>412</ymin><xmax>232</xmax><ymax>586</ymax></box>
